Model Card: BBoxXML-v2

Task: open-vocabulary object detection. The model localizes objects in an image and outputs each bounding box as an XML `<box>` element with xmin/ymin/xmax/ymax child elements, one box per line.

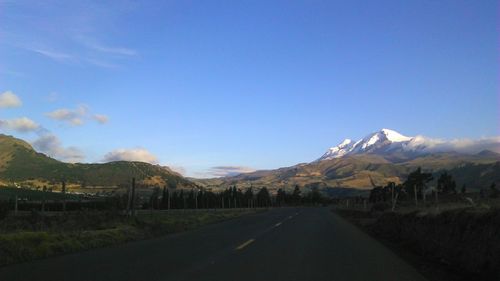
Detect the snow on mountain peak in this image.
<box><xmin>355</xmin><ymin>129</ymin><xmax>411</xmax><ymax>151</ymax></box>
<box><xmin>317</xmin><ymin>129</ymin><xmax>500</xmax><ymax>162</ymax></box>
<box><xmin>320</xmin><ymin>129</ymin><xmax>420</xmax><ymax>161</ymax></box>
<box><xmin>319</xmin><ymin>139</ymin><xmax>355</xmax><ymax>160</ymax></box>
<box><xmin>380</xmin><ymin>129</ymin><xmax>411</xmax><ymax>142</ymax></box>
<box><xmin>338</xmin><ymin>139</ymin><xmax>352</xmax><ymax>147</ymax></box>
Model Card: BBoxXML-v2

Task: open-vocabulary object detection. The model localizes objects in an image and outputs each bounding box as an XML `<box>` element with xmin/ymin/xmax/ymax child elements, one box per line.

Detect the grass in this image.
<box><xmin>0</xmin><ymin>209</ymin><xmax>257</xmax><ymax>266</ymax></box>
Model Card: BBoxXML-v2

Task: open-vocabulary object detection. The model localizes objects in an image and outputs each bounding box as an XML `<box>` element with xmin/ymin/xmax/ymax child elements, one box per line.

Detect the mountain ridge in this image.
<box><xmin>195</xmin><ymin>129</ymin><xmax>500</xmax><ymax>191</ymax></box>
<box><xmin>0</xmin><ymin>134</ymin><xmax>194</xmax><ymax>190</ymax></box>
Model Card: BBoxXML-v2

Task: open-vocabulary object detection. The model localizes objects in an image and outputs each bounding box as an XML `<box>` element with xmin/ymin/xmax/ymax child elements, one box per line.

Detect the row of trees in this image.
<box><xmin>1</xmin><ymin>178</ymin><xmax>329</xmax><ymax>218</ymax></box>
<box><xmin>141</xmin><ymin>185</ymin><xmax>326</xmax><ymax>211</ymax></box>
<box><xmin>368</xmin><ymin>167</ymin><xmax>499</xmax><ymax>209</ymax></box>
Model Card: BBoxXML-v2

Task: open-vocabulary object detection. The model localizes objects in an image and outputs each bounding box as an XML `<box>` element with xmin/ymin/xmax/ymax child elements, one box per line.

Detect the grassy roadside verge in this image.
<box><xmin>333</xmin><ymin>207</ymin><xmax>500</xmax><ymax>281</ymax></box>
<box><xmin>0</xmin><ymin>209</ymin><xmax>259</xmax><ymax>266</ymax></box>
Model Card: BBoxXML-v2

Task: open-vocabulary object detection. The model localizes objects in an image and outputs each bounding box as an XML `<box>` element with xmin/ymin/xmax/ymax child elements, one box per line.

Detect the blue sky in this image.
<box><xmin>0</xmin><ymin>0</ymin><xmax>498</xmax><ymax>177</ymax></box>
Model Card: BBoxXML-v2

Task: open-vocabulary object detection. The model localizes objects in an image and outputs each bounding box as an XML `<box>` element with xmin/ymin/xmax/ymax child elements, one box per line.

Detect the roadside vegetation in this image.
<box><xmin>0</xmin><ymin>209</ymin><xmax>256</xmax><ymax>266</ymax></box>
<box><xmin>333</xmin><ymin>167</ymin><xmax>500</xmax><ymax>281</ymax></box>
<box><xmin>0</xmin><ymin>178</ymin><xmax>329</xmax><ymax>266</ymax></box>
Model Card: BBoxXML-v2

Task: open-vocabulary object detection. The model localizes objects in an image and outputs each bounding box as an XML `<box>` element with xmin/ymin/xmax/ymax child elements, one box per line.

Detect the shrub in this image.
<box><xmin>0</xmin><ymin>201</ymin><xmax>9</xmax><ymax>220</ymax></box>
<box><xmin>370</xmin><ymin>202</ymin><xmax>390</xmax><ymax>212</ymax></box>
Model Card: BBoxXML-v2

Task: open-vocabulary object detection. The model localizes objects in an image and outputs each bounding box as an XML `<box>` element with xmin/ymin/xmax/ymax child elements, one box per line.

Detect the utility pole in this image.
<box><xmin>130</xmin><ymin>178</ymin><xmax>136</xmax><ymax>217</ymax></box>
<box><xmin>62</xmin><ymin>180</ymin><xmax>66</xmax><ymax>213</ymax></box>
<box><xmin>422</xmin><ymin>184</ymin><xmax>427</xmax><ymax>207</ymax></box>
<box><xmin>167</xmin><ymin>188</ymin><xmax>171</xmax><ymax>210</ymax></box>
<box><xmin>391</xmin><ymin>183</ymin><xmax>394</xmax><ymax>209</ymax></box>
<box><xmin>414</xmin><ymin>185</ymin><xmax>418</xmax><ymax>207</ymax></box>
<box><xmin>435</xmin><ymin>187</ymin><xmax>439</xmax><ymax>210</ymax></box>
<box><xmin>126</xmin><ymin>182</ymin><xmax>132</xmax><ymax>215</ymax></box>
<box><xmin>194</xmin><ymin>188</ymin><xmax>198</xmax><ymax>209</ymax></box>
<box><xmin>183</xmin><ymin>193</ymin><xmax>186</xmax><ymax>210</ymax></box>
<box><xmin>14</xmin><ymin>195</ymin><xmax>18</xmax><ymax>216</ymax></box>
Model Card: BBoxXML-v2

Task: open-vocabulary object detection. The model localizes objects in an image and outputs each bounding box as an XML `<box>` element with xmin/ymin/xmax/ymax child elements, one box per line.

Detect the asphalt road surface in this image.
<box><xmin>0</xmin><ymin>207</ymin><xmax>428</xmax><ymax>281</ymax></box>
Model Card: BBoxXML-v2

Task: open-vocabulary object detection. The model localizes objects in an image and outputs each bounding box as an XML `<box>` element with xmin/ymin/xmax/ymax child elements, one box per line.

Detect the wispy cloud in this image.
<box><xmin>45</xmin><ymin>92</ymin><xmax>58</xmax><ymax>103</ymax></box>
<box><xmin>206</xmin><ymin>166</ymin><xmax>256</xmax><ymax>177</ymax></box>
<box><xmin>4</xmin><ymin>1</ymin><xmax>137</xmax><ymax>69</ymax></box>
<box><xmin>0</xmin><ymin>91</ymin><xmax>22</xmax><ymax>108</ymax></box>
<box><xmin>102</xmin><ymin>148</ymin><xmax>159</xmax><ymax>164</ymax></box>
<box><xmin>31</xmin><ymin>48</ymin><xmax>73</xmax><ymax>62</ymax></box>
<box><xmin>168</xmin><ymin>165</ymin><xmax>186</xmax><ymax>176</ymax></box>
<box><xmin>85</xmin><ymin>58</ymin><xmax>118</xmax><ymax>69</ymax></box>
<box><xmin>0</xmin><ymin>69</ymin><xmax>25</xmax><ymax>77</ymax></box>
<box><xmin>0</xmin><ymin>117</ymin><xmax>39</xmax><ymax>132</ymax></box>
<box><xmin>78</xmin><ymin>37</ymin><xmax>137</xmax><ymax>56</ymax></box>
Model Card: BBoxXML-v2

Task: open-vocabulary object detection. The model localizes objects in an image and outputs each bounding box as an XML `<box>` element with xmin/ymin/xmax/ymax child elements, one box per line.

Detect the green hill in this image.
<box><xmin>0</xmin><ymin>134</ymin><xmax>194</xmax><ymax>190</ymax></box>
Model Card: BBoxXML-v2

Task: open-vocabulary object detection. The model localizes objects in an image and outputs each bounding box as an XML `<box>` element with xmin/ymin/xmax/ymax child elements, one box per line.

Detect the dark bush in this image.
<box><xmin>370</xmin><ymin>202</ymin><xmax>391</xmax><ymax>212</ymax></box>
<box><xmin>0</xmin><ymin>200</ymin><xmax>10</xmax><ymax>220</ymax></box>
<box><xmin>370</xmin><ymin>208</ymin><xmax>500</xmax><ymax>281</ymax></box>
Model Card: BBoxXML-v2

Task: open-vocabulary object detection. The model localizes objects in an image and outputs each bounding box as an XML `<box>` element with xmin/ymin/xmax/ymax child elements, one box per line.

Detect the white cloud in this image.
<box><xmin>0</xmin><ymin>91</ymin><xmax>22</xmax><ymax>108</ymax></box>
<box><xmin>32</xmin><ymin>133</ymin><xmax>85</xmax><ymax>163</ymax></box>
<box><xmin>45</xmin><ymin>105</ymin><xmax>88</xmax><ymax>126</ymax></box>
<box><xmin>206</xmin><ymin>166</ymin><xmax>256</xmax><ymax>177</ymax></box>
<box><xmin>46</xmin><ymin>105</ymin><xmax>108</xmax><ymax>126</ymax></box>
<box><xmin>0</xmin><ymin>117</ymin><xmax>39</xmax><ymax>132</ymax></box>
<box><xmin>93</xmin><ymin>114</ymin><xmax>109</xmax><ymax>124</ymax></box>
<box><xmin>102</xmin><ymin>148</ymin><xmax>159</xmax><ymax>164</ymax></box>
<box><xmin>406</xmin><ymin>135</ymin><xmax>500</xmax><ymax>154</ymax></box>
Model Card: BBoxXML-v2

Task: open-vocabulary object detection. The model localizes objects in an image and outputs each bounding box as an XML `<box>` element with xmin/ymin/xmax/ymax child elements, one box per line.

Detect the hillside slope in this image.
<box><xmin>196</xmin><ymin>129</ymin><xmax>500</xmax><ymax>191</ymax></box>
<box><xmin>197</xmin><ymin>152</ymin><xmax>500</xmax><ymax>191</ymax></box>
<box><xmin>0</xmin><ymin>134</ymin><xmax>194</xmax><ymax>190</ymax></box>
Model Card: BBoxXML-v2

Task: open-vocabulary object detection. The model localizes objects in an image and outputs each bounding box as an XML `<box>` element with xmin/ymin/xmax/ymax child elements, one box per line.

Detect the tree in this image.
<box><xmin>257</xmin><ymin>187</ymin><xmax>271</xmax><ymax>207</ymax></box>
<box><xmin>161</xmin><ymin>186</ymin><xmax>169</xmax><ymax>209</ymax></box>
<box><xmin>150</xmin><ymin>187</ymin><xmax>160</xmax><ymax>210</ymax></box>
<box><xmin>437</xmin><ymin>172</ymin><xmax>456</xmax><ymax>194</ymax></box>
<box><xmin>292</xmin><ymin>185</ymin><xmax>301</xmax><ymax>205</ymax></box>
<box><xmin>244</xmin><ymin>187</ymin><xmax>254</xmax><ymax>208</ymax></box>
<box><xmin>369</xmin><ymin>187</ymin><xmax>385</xmax><ymax>203</ymax></box>
<box><xmin>309</xmin><ymin>188</ymin><xmax>322</xmax><ymax>205</ymax></box>
<box><xmin>276</xmin><ymin>188</ymin><xmax>287</xmax><ymax>206</ymax></box>
<box><xmin>404</xmin><ymin>167</ymin><xmax>433</xmax><ymax>206</ymax></box>
<box><xmin>490</xmin><ymin>183</ymin><xmax>499</xmax><ymax>198</ymax></box>
<box><xmin>461</xmin><ymin>184</ymin><xmax>466</xmax><ymax>194</ymax></box>
<box><xmin>0</xmin><ymin>200</ymin><xmax>9</xmax><ymax>220</ymax></box>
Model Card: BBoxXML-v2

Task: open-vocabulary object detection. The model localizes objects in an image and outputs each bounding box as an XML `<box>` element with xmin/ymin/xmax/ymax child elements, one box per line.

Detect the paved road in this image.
<box><xmin>0</xmin><ymin>208</ymin><xmax>427</xmax><ymax>281</ymax></box>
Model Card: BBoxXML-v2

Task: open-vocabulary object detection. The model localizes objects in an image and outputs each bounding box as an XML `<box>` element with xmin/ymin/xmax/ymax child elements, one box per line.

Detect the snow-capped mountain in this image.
<box><xmin>317</xmin><ymin>129</ymin><xmax>500</xmax><ymax>161</ymax></box>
